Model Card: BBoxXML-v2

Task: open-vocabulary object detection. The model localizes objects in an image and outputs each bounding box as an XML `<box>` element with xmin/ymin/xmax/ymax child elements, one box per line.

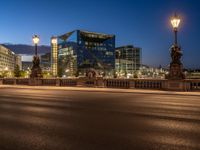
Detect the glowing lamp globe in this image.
<box><xmin>171</xmin><ymin>14</ymin><xmax>180</xmax><ymax>29</ymax></box>
<box><xmin>33</xmin><ymin>35</ymin><xmax>40</xmax><ymax>44</ymax></box>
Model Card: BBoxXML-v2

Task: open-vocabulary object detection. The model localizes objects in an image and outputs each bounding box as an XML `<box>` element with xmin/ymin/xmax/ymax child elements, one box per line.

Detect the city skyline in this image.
<box><xmin>0</xmin><ymin>1</ymin><xmax>200</xmax><ymax>149</ymax></box>
<box><xmin>0</xmin><ymin>0</ymin><xmax>200</xmax><ymax>68</ymax></box>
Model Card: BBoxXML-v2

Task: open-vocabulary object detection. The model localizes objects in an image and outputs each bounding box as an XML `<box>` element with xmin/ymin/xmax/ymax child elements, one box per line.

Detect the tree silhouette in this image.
<box><xmin>14</xmin><ymin>65</ymin><xmax>21</xmax><ymax>77</ymax></box>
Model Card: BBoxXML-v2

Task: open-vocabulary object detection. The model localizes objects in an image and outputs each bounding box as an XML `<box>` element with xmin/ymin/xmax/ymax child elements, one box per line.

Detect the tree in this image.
<box><xmin>0</xmin><ymin>71</ymin><xmax>10</xmax><ymax>78</ymax></box>
<box><xmin>74</xmin><ymin>70</ymin><xmax>80</xmax><ymax>77</ymax></box>
<box><xmin>42</xmin><ymin>71</ymin><xmax>52</xmax><ymax>78</ymax></box>
<box><xmin>19</xmin><ymin>71</ymin><xmax>27</xmax><ymax>78</ymax></box>
<box><xmin>58</xmin><ymin>67</ymin><xmax>63</xmax><ymax>78</ymax></box>
<box><xmin>134</xmin><ymin>71</ymin><xmax>139</xmax><ymax>78</ymax></box>
<box><xmin>14</xmin><ymin>65</ymin><xmax>21</xmax><ymax>77</ymax></box>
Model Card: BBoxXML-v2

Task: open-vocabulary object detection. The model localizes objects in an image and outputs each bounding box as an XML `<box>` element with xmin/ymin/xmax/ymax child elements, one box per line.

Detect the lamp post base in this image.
<box><xmin>166</xmin><ymin>63</ymin><xmax>185</xmax><ymax>80</ymax></box>
<box><xmin>166</xmin><ymin>45</ymin><xmax>185</xmax><ymax>80</ymax></box>
<box><xmin>30</xmin><ymin>56</ymin><xmax>43</xmax><ymax>78</ymax></box>
<box><xmin>163</xmin><ymin>80</ymin><xmax>189</xmax><ymax>91</ymax></box>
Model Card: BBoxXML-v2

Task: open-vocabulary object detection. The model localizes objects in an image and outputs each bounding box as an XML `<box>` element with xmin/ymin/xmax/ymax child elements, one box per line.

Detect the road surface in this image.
<box><xmin>0</xmin><ymin>87</ymin><xmax>200</xmax><ymax>150</ymax></box>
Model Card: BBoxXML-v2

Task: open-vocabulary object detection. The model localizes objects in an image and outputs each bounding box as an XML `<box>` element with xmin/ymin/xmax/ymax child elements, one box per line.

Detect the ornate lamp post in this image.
<box><xmin>171</xmin><ymin>14</ymin><xmax>180</xmax><ymax>45</ymax></box>
<box><xmin>33</xmin><ymin>35</ymin><xmax>40</xmax><ymax>55</ymax></box>
<box><xmin>30</xmin><ymin>35</ymin><xmax>42</xmax><ymax>78</ymax></box>
<box><xmin>167</xmin><ymin>13</ymin><xmax>185</xmax><ymax>80</ymax></box>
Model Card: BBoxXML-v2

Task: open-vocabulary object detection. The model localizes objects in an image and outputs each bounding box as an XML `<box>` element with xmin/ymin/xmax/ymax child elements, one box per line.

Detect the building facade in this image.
<box><xmin>51</xmin><ymin>37</ymin><xmax>58</xmax><ymax>77</ymax></box>
<box><xmin>139</xmin><ymin>65</ymin><xmax>168</xmax><ymax>79</ymax></box>
<box><xmin>14</xmin><ymin>54</ymin><xmax>22</xmax><ymax>70</ymax></box>
<box><xmin>55</xmin><ymin>30</ymin><xmax>115</xmax><ymax>77</ymax></box>
<box><xmin>22</xmin><ymin>61</ymin><xmax>32</xmax><ymax>71</ymax></box>
<box><xmin>41</xmin><ymin>52</ymin><xmax>51</xmax><ymax>71</ymax></box>
<box><xmin>115</xmin><ymin>45</ymin><xmax>141</xmax><ymax>78</ymax></box>
<box><xmin>0</xmin><ymin>45</ymin><xmax>18</xmax><ymax>71</ymax></box>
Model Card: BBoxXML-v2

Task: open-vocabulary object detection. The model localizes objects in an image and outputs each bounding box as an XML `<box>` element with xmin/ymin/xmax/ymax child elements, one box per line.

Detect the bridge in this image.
<box><xmin>1</xmin><ymin>78</ymin><xmax>200</xmax><ymax>91</ymax></box>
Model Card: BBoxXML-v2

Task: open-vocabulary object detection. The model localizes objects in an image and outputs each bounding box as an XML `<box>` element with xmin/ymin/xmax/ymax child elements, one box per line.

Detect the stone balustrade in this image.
<box><xmin>105</xmin><ymin>79</ymin><xmax>130</xmax><ymax>89</ymax></box>
<box><xmin>0</xmin><ymin>78</ymin><xmax>200</xmax><ymax>91</ymax></box>
<box><xmin>186</xmin><ymin>79</ymin><xmax>200</xmax><ymax>91</ymax></box>
<box><xmin>134</xmin><ymin>79</ymin><xmax>163</xmax><ymax>89</ymax></box>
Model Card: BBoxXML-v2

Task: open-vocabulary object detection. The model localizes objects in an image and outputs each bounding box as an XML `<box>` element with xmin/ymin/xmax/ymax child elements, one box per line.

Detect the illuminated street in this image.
<box><xmin>0</xmin><ymin>87</ymin><xmax>199</xmax><ymax>150</ymax></box>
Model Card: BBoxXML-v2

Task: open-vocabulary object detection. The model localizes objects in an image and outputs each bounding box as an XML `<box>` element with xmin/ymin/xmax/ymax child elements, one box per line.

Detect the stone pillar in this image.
<box><xmin>0</xmin><ymin>79</ymin><xmax>3</xmax><ymax>85</ymax></box>
<box><xmin>163</xmin><ymin>80</ymin><xmax>189</xmax><ymax>91</ymax></box>
<box><xmin>29</xmin><ymin>78</ymin><xmax>42</xmax><ymax>86</ymax></box>
<box><xmin>14</xmin><ymin>79</ymin><xmax>17</xmax><ymax>85</ymax></box>
<box><xmin>96</xmin><ymin>77</ymin><xmax>104</xmax><ymax>88</ymax></box>
<box><xmin>56</xmin><ymin>79</ymin><xmax>61</xmax><ymax>86</ymax></box>
<box><xmin>129</xmin><ymin>80</ymin><xmax>135</xmax><ymax>89</ymax></box>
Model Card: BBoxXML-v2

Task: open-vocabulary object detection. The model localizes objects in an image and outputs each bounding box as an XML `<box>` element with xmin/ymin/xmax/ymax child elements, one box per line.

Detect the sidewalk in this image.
<box><xmin>0</xmin><ymin>85</ymin><xmax>200</xmax><ymax>96</ymax></box>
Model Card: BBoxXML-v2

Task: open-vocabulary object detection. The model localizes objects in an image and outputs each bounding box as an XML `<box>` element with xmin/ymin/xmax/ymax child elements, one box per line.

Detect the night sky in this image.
<box><xmin>0</xmin><ymin>0</ymin><xmax>199</xmax><ymax>68</ymax></box>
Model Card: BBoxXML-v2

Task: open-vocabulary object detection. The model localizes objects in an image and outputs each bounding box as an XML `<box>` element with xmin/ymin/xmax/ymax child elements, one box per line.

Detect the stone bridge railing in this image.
<box><xmin>0</xmin><ymin>78</ymin><xmax>200</xmax><ymax>91</ymax></box>
<box><xmin>186</xmin><ymin>79</ymin><xmax>200</xmax><ymax>91</ymax></box>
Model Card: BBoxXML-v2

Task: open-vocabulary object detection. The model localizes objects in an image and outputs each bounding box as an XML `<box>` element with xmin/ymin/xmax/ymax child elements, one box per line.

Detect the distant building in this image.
<box><xmin>0</xmin><ymin>44</ymin><xmax>22</xmax><ymax>72</ymax></box>
<box><xmin>185</xmin><ymin>69</ymin><xmax>200</xmax><ymax>79</ymax></box>
<box><xmin>14</xmin><ymin>54</ymin><xmax>22</xmax><ymax>70</ymax></box>
<box><xmin>139</xmin><ymin>64</ymin><xmax>168</xmax><ymax>79</ymax></box>
<box><xmin>41</xmin><ymin>52</ymin><xmax>51</xmax><ymax>71</ymax></box>
<box><xmin>22</xmin><ymin>61</ymin><xmax>32</xmax><ymax>71</ymax></box>
<box><xmin>53</xmin><ymin>30</ymin><xmax>115</xmax><ymax>77</ymax></box>
<box><xmin>115</xmin><ymin>45</ymin><xmax>141</xmax><ymax>78</ymax></box>
<box><xmin>22</xmin><ymin>53</ymin><xmax>51</xmax><ymax>72</ymax></box>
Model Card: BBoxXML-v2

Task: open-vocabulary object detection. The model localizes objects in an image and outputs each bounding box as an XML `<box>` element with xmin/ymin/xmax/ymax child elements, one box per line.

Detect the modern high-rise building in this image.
<box><xmin>115</xmin><ymin>45</ymin><xmax>141</xmax><ymax>78</ymax></box>
<box><xmin>0</xmin><ymin>44</ymin><xmax>21</xmax><ymax>72</ymax></box>
<box><xmin>54</xmin><ymin>30</ymin><xmax>115</xmax><ymax>77</ymax></box>
<box><xmin>51</xmin><ymin>37</ymin><xmax>58</xmax><ymax>77</ymax></box>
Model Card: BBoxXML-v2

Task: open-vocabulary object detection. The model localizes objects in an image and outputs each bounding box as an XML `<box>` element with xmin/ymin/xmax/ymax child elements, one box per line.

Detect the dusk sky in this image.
<box><xmin>0</xmin><ymin>0</ymin><xmax>200</xmax><ymax>68</ymax></box>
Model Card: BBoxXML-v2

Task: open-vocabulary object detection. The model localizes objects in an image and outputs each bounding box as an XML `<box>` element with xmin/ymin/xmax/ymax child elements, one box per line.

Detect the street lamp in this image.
<box><xmin>166</xmin><ymin>13</ymin><xmax>185</xmax><ymax>80</ymax></box>
<box><xmin>30</xmin><ymin>35</ymin><xmax>42</xmax><ymax>78</ymax></box>
<box><xmin>33</xmin><ymin>35</ymin><xmax>40</xmax><ymax>56</ymax></box>
<box><xmin>171</xmin><ymin>14</ymin><xmax>180</xmax><ymax>45</ymax></box>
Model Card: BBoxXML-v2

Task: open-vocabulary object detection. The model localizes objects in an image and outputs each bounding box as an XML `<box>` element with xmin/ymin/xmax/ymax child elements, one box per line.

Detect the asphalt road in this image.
<box><xmin>0</xmin><ymin>88</ymin><xmax>200</xmax><ymax>150</ymax></box>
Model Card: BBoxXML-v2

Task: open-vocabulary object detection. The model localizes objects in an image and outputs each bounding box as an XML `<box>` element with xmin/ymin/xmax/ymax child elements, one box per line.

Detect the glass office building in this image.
<box><xmin>116</xmin><ymin>45</ymin><xmax>141</xmax><ymax>78</ymax></box>
<box><xmin>57</xmin><ymin>30</ymin><xmax>115</xmax><ymax>77</ymax></box>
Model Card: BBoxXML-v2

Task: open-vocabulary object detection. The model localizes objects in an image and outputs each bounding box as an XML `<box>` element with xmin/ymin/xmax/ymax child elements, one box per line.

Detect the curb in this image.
<box><xmin>1</xmin><ymin>85</ymin><xmax>200</xmax><ymax>97</ymax></box>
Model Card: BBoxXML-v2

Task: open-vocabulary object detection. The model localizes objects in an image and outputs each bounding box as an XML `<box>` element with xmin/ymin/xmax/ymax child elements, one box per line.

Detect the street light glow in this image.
<box><xmin>171</xmin><ymin>14</ymin><xmax>180</xmax><ymax>29</ymax></box>
<box><xmin>65</xmin><ymin>69</ymin><xmax>70</xmax><ymax>73</ymax></box>
<box><xmin>4</xmin><ymin>67</ymin><xmax>8</xmax><ymax>71</ymax></box>
<box><xmin>32</xmin><ymin>35</ymin><xmax>40</xmax><ymax>44</ymax></box>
